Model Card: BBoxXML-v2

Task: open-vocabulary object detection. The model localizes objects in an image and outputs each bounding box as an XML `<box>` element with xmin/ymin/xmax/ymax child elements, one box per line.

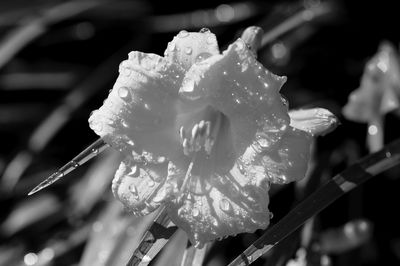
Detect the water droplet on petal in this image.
<box><xmin>212</xmin><ymin>218</ymin><xmax>219</xmax><ymax>227</ymax></box>
<box><xmin>192</xmin><ymin>208</ymin><xmax>200</xmax><ymax>217</ymax></box>
<box><xmin>71</xmin><ymin>161</ymin><xmax>79</xmax><ymax>168</ymax></box>
<box><xmin>148</xmin><ymin>180</ymin><xmax>155</xmax><ymax>187</ymax></box>
<box><xmin>121</xmin><ymin>119</ymin><xmax>129</xmax><ymax>128</ymax></box>
<box><xmin>220</xmin><ymin>199</ymin><xmax>231</xmax><ymax>212</ymax></box>
<box><xmin>178</xmin><ymin>30</ymin><xmax>189</xmax><ymax>38</ymax></box>
<box><xmin>157</xmin><ymin>156</ymin><xmax>166</xmax><ymax>163</ymax></box>
<box><xmin>238</xmin><ymin>164</ymin><xmax>246</xmax><ymax>175</ymax></box>
<box><xmin>178</xmin><ymin>207</ymin><xmax>185</xmax><ymax>216</ymax></box>
<box><xmin>185</xmin><ymin>47</ymin><xmax>192</xmax><ymax>55</ymax></box>
<box><xmin>129</xmin><ymin>184</ymin><xmax>139</xmax><ymax>198</ymax></box>
<box><xmin>269</xmin><ymin>212</ymin><xmax>274</xmax><ymax>219</ymax></box>
<box><xmin>195</xmin><ymin>52</ymin><xmax>212</xmax><ymax>63</ymax></box>
<box><xmin>118</xmin><ymin>86</ymin><xmax>130</xmax><ymax>99</ymax></box>
<box><xmin>206</xmin><ymin>35</ymin><xmax>214</xmax><ymax>44</ymax></box>
<box><xmin>236</xmin><ymin>41</ymin><xmax>244</xmax><ymax>50</ymax></box>
<box><xmin>91</xmin><ymin>148</ymin><xmax>98</xmax><ymax>154</ymax></box>
<box><xmin>129</xmin><ymin>165</ymin><xmax>139</xmax><ymax>177</ymax></box>
<box><xmin>223</xmin><ymin>71</ymin><xmax>228</xmax><ymax>75</ymax></box>
<box><xmin>90</xmin><ymin>120</ymin><xmax>103</xmax><ymax>132</ymax></box>
<box><xmin>169</xmin><ymin>42</ymin><xmax>176</xmax><ymax>51</ymax></box>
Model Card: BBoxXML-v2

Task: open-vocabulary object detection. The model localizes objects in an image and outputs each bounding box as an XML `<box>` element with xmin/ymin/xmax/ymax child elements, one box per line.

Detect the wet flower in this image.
<box><xmin>89</xmin><ymin>29</ymin><xmax>337</xmax><ymax>247</ymax></box>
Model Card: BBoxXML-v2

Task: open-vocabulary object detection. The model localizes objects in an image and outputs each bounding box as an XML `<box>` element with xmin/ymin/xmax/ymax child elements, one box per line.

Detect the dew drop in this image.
<box><xmin>195</xmin><ymin>52</ymin><xmax>212</xmax><ymax>63</ymax></box>
<box><xmin>122</xmin><ymin>68</ymin><xmax>131</xmax><ymax>76</ymax></box>
<box><xmin>247</xmin><ymin>255</ymin><xmax>253</xmax><ymax>262</ymax></box>
<box><xmin>121</xmin><ymin>119</ymin><xmax>129</xmax><ymax>128</ymax></box>
<box><xmin>91</xmin><ymin>148</ymin><xmax>98</xmax><ymax>154</ymax></box>
<box><xmin>238</xmin><ymin>163</ymin><xmax>246</xmax><ymax>175</ymax></box>
<box><xmin>185</xmin><ymin>47</ymin><xmax>192</xmax><ymax>55</ymax></box>
<box><xmin>157</xmin><ymin>156</ymin><xmax>166</xmax><ymax>163</ymax></box>
<box><xmin>220</xmin><ymin>199</ymin><xmax>231</xmax><ymax>212</ymax></box>
<box><xmin>269</xmin><ymin>212</ymin><xmax>274</xmax><ymax>219</ymax></box>
<box><xmin>129</xmin><ymin>184</ymin><xmax>138</xmax><ymax>194</ymax></box>
<box><xmin>236</xmin><ymin>41</ymin><xmax>244</xmax><ymax>50</ymax></box>
<box><xmin>178</xmin><ymin>30</ymin><xmax>189</xmax><ymax>38</ymax></box>
<box><xmin>212</xmin><ymin>218</ymin><xmax>219</xmax><ymax>227</ymax></box>
<box><xmin>144</xmin><ymin>103</ymin><xmax>151</xmax><ymax>110</ymax></box>
<box><xmin>178</xmin><ymin>207</ymin><xmax>185</xmax><ymax>216</ymax></box>
<box><xmin>129</xmin><ymin>165</ymin><xmax>140</xmax><ymax>177</ymax></box>
<box><xmin>256</xmin><ymin>138</ymin><xmax>269</xmax><ymax>148</ymax></box>
<box><xmin>90</xmin><ymin>120</ymin><xmax>103</xmax><ymax>132</ymax></box>
<box><xmin>71</xmin><ymin>161</ymin><xmax>79</xmax><ymax>168</ymax></box>
<box><xmin>192</xmin><ymin>208</ymin><xmax>200</xmax><ymax>217</ymax></box>
<box><xmin>118</xmin><ymin>86</ymin><xmax>129</xmax><ymax>99</ymax></box>
<box><xmin>206</xmin><ymin>35</ymin><xmax>214</xmax><ymax>44</ymax></box>
<box><xmin>169</xmin><ymin>42</ymin><xmax>176</xmax><ymax>51</ymax></box>
<box><xmin>250</xmin><ymin>218</ymin><xmax>258</xmax><ymax>224</ymax></box>
<box><xmin>142</xmin><ymin>255</ymin><xmax>152</xmax><ymax>263</ymax></box>
<box><xmin>223</xmin><ymin>71</ymin><xmax>228</xmax><ymax>75</ymax></box>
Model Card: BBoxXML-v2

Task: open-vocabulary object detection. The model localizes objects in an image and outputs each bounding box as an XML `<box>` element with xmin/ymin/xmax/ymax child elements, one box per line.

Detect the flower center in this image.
<box><xmin>175</xmin><ymin>106</ymin><xmax>237</xmax><ymax>200</ymax></box>
<box><xmin>179</xmin><ymin>112</ymin><xmax>221</xmax><ymax>157</ymax></box>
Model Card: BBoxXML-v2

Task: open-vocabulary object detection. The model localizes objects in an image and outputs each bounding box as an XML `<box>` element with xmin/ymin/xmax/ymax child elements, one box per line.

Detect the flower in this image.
<box><xmin>343</xmin><ymin>42</ymin><xmax>400</xmax><ymax>122</ymax></box>
<box><xmin>89</xmin><ymin>28</ymin><xmax>337</xmax><ymax>247</ymax></box>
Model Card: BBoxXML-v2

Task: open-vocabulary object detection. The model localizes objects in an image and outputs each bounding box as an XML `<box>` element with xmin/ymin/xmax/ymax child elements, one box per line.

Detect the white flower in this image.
<box><xmin>89</xmin><ymin>29</ymin><xmax>337</xmax><ymax>247</ymax></box>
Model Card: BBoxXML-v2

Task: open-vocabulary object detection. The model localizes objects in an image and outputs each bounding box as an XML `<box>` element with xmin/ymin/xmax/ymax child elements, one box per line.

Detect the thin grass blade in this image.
<box><xmin>126</xmin><ymin>208</ymin><xmax>178</xmax><ymax>266</ymax></box>
<box><xmin>180</xmin><ymin>241</ymin><xmax>210</xmax><ymax>266</ymax></box>
<box><xmin>153</xmin><ymin>230</ymin><xmax>188</xmax><ymax>266</ymax></box>
<box><xmin>228</xmin><ymin>138</ymin><xmax>400</xmax><ymax>266</ymax></box>
<box><xmin>27</xmin><ymin>138</ymin><xmax>108</xmax><ymax>196</ymax></box>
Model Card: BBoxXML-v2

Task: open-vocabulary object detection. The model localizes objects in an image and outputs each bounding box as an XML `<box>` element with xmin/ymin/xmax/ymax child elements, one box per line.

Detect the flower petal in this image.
<box><xmin>89</xmin><ymin>51</ymin><xmax>185</xmax><ymax>158</ymax></box>
<box><xmin>179</xmin><ymin>38</ymin><xmax>289</xmax><ymax>154</ymax></box>
<box><xmin>164</xmin><ymin>29</ymin><xmax>220</xmax><ymax>71</ymax></box>
<box><xmin>112</xmin><ymin>156</ymin><xmax>171</xmax><ymax>215</ymax></box>
<box><xmin>240</xmin><ymin>126</ymin><xmax>312</xmax><ymax>184</ymax></box>
<box><xmin>289</xmin><ymin>108</ymin><xmax>339</xmax><ymax>136</ymax></box>
<box><xmin>166</xmin><ymin>165</ymin><xmax>270</xmax><ymax>247</ymax></box>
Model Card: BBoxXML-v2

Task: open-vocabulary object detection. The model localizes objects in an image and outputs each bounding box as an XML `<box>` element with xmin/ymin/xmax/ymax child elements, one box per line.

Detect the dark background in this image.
<box><xmin>1</xmin><ymin>0</ymin><xmax>399</xmax><ymax>265</ymax></box>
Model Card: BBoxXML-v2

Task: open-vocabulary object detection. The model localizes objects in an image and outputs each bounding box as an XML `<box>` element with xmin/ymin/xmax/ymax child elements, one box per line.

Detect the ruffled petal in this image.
<box><xmin>112</xmin><ymin>155</ymin><xmax>171</xmax><ymax>215</ymax></box>
<box><xmin>239</xmin><ymin>126</ymin><xmax>312</xmax><ymax>184</ymax></box>
<box><xmin>289</xmin><ymin>108</ymin><xmax>339</xmax><ymax>136</ymax></box>
<box><xmin>89</xmin><ymin>52</ymin><xmax>185</xmax><ymax>158</ymax></box>
<box><xmin>164</xmin><ymin>29</ymin><xmax>220</xmax><ymax>71</ymax></box>
<box><xmin>179</xmin><ymin>38</ymin><xmax>289</xmax><ymax>155</ymax></box>
<box><xmin>166</xmin><ymin>163</ymin><xmax>270</xmax><ymax>247</ymax></box>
